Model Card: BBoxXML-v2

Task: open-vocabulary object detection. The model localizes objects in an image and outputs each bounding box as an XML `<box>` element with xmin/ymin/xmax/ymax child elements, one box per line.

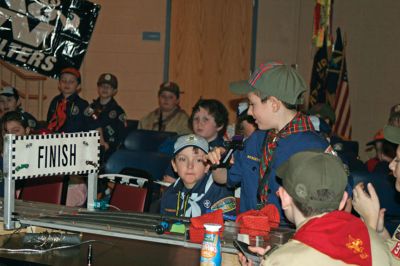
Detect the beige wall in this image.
<box><xmin>256</xmin><ymin>0</ymin><xmax>400</xmax><ymax>160</ymax></box>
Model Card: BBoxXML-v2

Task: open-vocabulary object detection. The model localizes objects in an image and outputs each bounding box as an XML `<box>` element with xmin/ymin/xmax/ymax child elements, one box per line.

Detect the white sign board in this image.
<box><xmin>8</xmin><ymin>131</ymin><xmax>100</xmax><ymax>179</ymax></box>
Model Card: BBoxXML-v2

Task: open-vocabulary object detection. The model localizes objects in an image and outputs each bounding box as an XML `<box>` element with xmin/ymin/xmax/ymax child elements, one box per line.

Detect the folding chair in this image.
<box><xmin>19</xmin><ymin>176</ymin><xmax>65</xmax><ymax>204</ymax></box>
<box><xmin>99</xmin><ymin>174</ymin><xmax>149</xmax><ymax>212</ymax></box>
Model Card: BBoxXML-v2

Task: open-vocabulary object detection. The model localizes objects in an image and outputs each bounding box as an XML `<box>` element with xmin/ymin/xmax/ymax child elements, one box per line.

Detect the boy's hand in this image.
<box><xmin>238</xmin><ymin>246</ymin><xmax>269</xmax><ymax>266</ymax></box>
<box><xmin>204</xmin><ymin>147</ymin><xmax>226</xmax><ymax>166</ymax></box>
<box><xmin>352</xmin><ymin>182</ymin><xmax>380</xmax><ymax>230</ymax></box>
<box><xmin>204</xmin><ymin>147</ymin><xmax>235</xmax><ymax>166</ymax></box>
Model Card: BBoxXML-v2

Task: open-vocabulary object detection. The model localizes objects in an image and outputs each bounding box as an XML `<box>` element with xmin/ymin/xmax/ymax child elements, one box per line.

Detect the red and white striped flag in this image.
<box><xmin>332</xmin><ymin>59</ymin><xmax>352</xmax><ymax>139</ymax></box>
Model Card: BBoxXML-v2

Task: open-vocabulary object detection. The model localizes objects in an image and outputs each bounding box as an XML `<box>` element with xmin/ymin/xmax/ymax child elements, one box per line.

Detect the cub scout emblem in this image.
<box><xmin>109</xmin><ymin>110</ymin><xmax>117</xmax><ymax>119</ymax></box>
<box><xmin>203</xmin><ymin>200</ymin><xmax>211</xmax><ymax>209</ymax></box>
<box><xmin>345</xmin><ymin>235</ymin><xmax>369</xmax><ymax>259</ymax></box>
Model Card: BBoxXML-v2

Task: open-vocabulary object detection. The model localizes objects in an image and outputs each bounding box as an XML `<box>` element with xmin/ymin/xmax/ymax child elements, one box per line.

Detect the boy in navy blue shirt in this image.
<box><xmin>47</xmin><ymin>67</ymin><xmax>90</xmax><ymax>133</ymax></box>
<box><xmin>46</xmin><ymin>67</ymin><xmax>90</xmax><ymax>206</ymax></box>
<box><xmin>160</xmin><ymin>134</ymin><xmax>235</xmax><ymax>217</ymax></box>
<box><xmin>86</xmin><ymin>73</ymin><xmax>126</xmax><ymax>159</ymax></box>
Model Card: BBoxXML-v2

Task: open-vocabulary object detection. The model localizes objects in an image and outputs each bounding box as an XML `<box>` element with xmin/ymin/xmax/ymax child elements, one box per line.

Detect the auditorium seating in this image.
<box><xmin>19</xmin><ymin>176</ymin><xmax>65</xmax><ymax>204</ymax></box>
<box><xmin>104</xmin><ymin>149</ymin><xmax>170</xmax><ymax>181</ymax></box>
<box><xmin>100</xmin><ymin>174</ymin><xmax>149</xmax><ymax>212</ymax></box>
<box><xmin>123</xmin><ymin>129</ymin><xmax>177</xmax><ymax>152</ymax></box>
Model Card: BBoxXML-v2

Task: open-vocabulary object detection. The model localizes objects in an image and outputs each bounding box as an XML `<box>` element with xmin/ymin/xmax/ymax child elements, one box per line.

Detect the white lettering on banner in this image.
<box><xmin>0</xmin><ymin>0</ymin><xmax>81</xmax><ymax>49</ymax></box>
<box><xmin>0</xmin><ymin>38</ymin><xmax>56</xmax><ymax>70</ymax></box>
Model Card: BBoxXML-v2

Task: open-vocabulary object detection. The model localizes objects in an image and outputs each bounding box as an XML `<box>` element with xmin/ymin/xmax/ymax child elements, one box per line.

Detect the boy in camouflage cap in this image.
<box><xmin>208</xmin><ymin>62</ymin><xmax>329</xmax><ymax>222</ymax></box>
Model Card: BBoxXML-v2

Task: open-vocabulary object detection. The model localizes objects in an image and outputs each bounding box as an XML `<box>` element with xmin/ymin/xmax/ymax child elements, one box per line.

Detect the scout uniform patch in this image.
<box><xmin>211</xmin><ymin>196</ymin><xmax>236</xmax><ymax>213</ymax></box>
<box><xmin>84</xmin><ymin>107</ymin><xmax>94</xmax><ymax>117</ymax></box>
<box><xmin>391</xmin><ymin>242</ymin><xmax>400</xmax><ymax>259</ymax></box>
<box><xmin>109</xmin><ymin>110</ymin><xmax>117</xmax><ymax>119</ymax></box>
<box><xmin>71</xmin><ymin>105</ymin><xmax>80</xmax><ymax>115</ymax></box>
<box><xmin>246</xmin><ymin>155</ymin><xmax>260</xmax><ymax>162</ymax></box>
<box><xmin>119</xmin><ymin>113</ymin><xmax>126</xmax><ymax>123</ymax></box>
<box><xmin>203</xmin><ymin>200</ymin><xmax>211</xmax><ymax>209</ymax></box>
<box><xmin>391</xmin><ymin>225</ymin><xmax>400</xmax><ymax>259</ymax></box>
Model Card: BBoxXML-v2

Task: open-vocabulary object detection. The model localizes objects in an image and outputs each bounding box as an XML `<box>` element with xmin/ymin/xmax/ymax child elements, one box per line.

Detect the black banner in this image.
<box><xmin>0</xmin><ymin>0</ymin><xmax>101</xmax><ymax>78</ymax></box>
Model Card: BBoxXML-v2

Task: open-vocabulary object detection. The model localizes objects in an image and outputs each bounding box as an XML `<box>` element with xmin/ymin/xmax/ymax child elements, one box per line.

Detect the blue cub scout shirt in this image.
<box><xmin>47</xmin><ymin>93</ymin><xmax>90</xmax><ymax>133</ymax></box>
<box><xmin>268</xmin><ymin>131</ymin><xmax>329</xmax><ymax>224</ymax></box>
<box><xmin>160</xmin><ymin>173</ymin><xmax>235</xmax><ymax>218</ymax></box>
<box><xmin>86</xmin><ymin>98</ymin><xmax>126</xmax><ymax>151</ymax></box>
<box><xmin>227</xmin><ymin>130</ymin><xmax>266</xmax><ymax>213</ymax></box>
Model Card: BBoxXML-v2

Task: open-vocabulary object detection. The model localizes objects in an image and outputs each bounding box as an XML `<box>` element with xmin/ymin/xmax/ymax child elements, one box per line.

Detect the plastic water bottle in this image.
<box><xmin>200</xmin><ymin>223</ymin><xmax>222</xmax><ymax>266</ymax></box>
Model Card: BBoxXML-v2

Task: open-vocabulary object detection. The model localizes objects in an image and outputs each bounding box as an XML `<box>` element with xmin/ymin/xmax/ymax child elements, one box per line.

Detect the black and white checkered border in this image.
<box><xmin>8</xmin><ymin>169</ymin><xmax>99</xmax><ymax>180</ymax></box>
<box><xmin>9</xmin><ymin>131</ymin><xmax>100</xmax><ymax>180</ymax></box>
<box><xmin>12</xmin><ymin>131</ymin><xmax>100</xmax><ymax>141</ymax></box>
<box><xmin>99</xmin><ymin>174</ymin><xmax>148</xmax><ymax>187</ymax></box>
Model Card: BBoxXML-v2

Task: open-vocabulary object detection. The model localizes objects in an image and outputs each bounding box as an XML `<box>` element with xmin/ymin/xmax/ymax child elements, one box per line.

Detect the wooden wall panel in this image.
<box><xmin>169</xmin><ymin>0</ymin><xmax>253</xmax><ymax>121</ymax></box>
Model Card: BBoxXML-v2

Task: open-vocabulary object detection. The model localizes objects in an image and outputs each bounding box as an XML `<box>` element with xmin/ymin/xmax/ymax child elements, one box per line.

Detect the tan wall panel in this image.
<box><xmin>79</xmin><ymin>0</ymin><xmax>166</xmax><ymax>120</ymax></box>
<box><xmin>169</xmin><ymin>0</ymin><xmax>253</xmax><ymax>120</ymax></box>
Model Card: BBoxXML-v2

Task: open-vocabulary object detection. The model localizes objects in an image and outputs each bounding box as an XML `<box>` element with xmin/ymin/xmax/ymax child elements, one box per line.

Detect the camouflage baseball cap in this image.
<box><xmin>173</xmin><ymin>134</ymin><xmax>209</xmax><ymax>155</ymax></box>
<box><xmin>229</xmin><ymin>61</ymin><xmax>307</xmax><ymax>105</ymax></box>
<box><xmin>384</xmin><ymin>125</ymin><xmax>400</xmax><ymax>145</ymax></box>
<box><xmin>276</xmin><ymin>151</ymin><xmax>347</xmax><ymax>209</ymax></box>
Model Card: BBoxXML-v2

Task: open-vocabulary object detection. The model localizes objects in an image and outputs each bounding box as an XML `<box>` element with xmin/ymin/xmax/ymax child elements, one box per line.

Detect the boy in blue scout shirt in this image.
<box><xmin>207</xmin><ymin>62</ymin><xmax>329</xmax><ymax>223</ymax></box>
<box><xmin>46</xmin><ymin>67</ymin><xmax>90</xmax><ymax>207</ymax></box>
<box><xmin>86</xmin><ymin>73</ymin><xmax>126</xmax><ymax>159</ymax></box>
<box><xmin>47</xmin><ymin>67</ymin><xmax>90</xmax><ymax>133</ymax></box>
<box><xmin>223</xmin><ymin>101</ymin><xmax>265</xmax><ymax>213</ymax></box>
<box><xmin>0</xmin><ymin>86</ymin><xmax>39</xmax><ymax>130</ymax></box>
<box><xmin>227</xmin><ymin>130</ymin><xmax>266</xmax><ymax>213</ymax></box>
<box><xmin>160</xmin><ymin>134</ymin><xmax>235</xmax><ymax>218</ymax></box>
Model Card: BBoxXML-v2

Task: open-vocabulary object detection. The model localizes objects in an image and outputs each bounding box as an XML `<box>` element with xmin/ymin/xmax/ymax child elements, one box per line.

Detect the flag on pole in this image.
<box><xmin>313</xmin><ymin>0</ymin><xmax>332</xmax><ymax>47</ymax></box>
<box><xmin>309</xmin><ymin>37</ymin><xmax>329</xmax><ymax>107</ymax></box>
<box><xmin>332</xmin><ymin>58</ymin><xmax>352</xmax><ymax>139</ymax></box>
<box><xmin>326</xmin><ymin>28</ymin><xmax>344</xmax><ymax>107</ymax></box>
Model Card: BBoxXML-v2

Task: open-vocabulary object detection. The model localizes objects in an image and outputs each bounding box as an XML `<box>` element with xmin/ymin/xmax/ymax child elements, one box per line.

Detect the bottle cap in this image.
<box><xmin>204</xmin><ymin>223</ymin><xmax>221</xmax><ymax>232</ymax></box>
